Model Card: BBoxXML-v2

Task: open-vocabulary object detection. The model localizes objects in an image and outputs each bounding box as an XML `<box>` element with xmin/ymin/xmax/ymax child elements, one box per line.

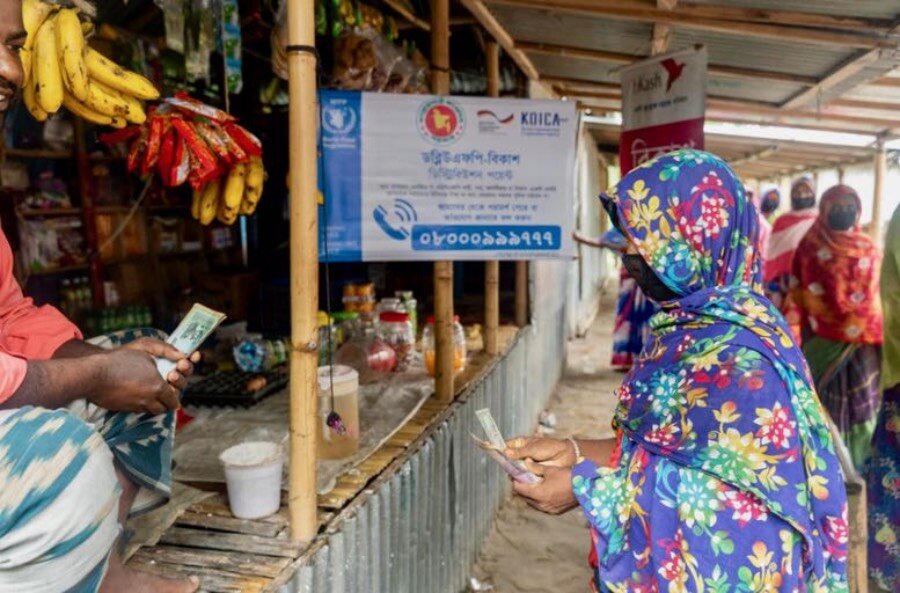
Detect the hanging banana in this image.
<box><xmin>21</xmin><ymin>0</ymin><xmax>159</xmax><ymax>126</ymax></box>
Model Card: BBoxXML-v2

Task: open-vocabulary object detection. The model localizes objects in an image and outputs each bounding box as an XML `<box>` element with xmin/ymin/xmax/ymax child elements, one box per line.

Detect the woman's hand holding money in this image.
<box><xmin>506</xmin><ymin>436</ymin><xmax>620</xmax><ymax>516</ymax></box>
<box><xmin>505</xmin><ymin>437</ymin><xmax>577</xmax><ymax>470</ymax></box>
<box><xmin>511</xmin><ymin>465</ymin><xmax>579</xmax><ymax>515</ymax></box>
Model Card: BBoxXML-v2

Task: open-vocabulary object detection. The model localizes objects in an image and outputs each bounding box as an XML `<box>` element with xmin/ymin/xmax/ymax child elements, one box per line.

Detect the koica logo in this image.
<box><xmin>418</xmin><ymin>98</ymin><xmax>466</xmax><ymax>145</ymax></box>
<box><xmin>519</xmin><ymin>110</ymin><xmax>566</xmax><ymax>137</ymax></box>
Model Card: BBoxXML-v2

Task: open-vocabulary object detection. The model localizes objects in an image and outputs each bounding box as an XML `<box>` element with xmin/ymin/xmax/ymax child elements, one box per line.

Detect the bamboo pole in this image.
<box><xmin>286</xmin><ymin>0</ymin><xmax>319</xmax><ymax>542</ymax></box>
<box><xmin>431</xmin><ymin>0</ymin><xmax>455</xmax><ymax>401</ymax></box>
<box><xmin>484</xmin><ymin>40</ymin><xmax>501</xmax><ymax>356</ymax></box>
<box><xmin>515</xmin><ymin>261</ymin><xmax>528</xmax><ymax>327</ymax></box>
<box><xmin>872</xmin><ymin>139</ymin><xmax>885</xmax><ymax>241</ymax></box>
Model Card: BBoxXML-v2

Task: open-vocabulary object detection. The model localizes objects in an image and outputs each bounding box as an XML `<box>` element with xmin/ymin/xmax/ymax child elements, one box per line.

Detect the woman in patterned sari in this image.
<box><xmin>506</xmin><ymin>150</ymin><xmax>848</xmax><ymax>592</ymax></box>
<box><xmin>866</xmin><ymin>202</ymin><xmax>900</xmax><ymax>592</ymax></box>
<box><xmin>766</xmin><ymin>177</ymin><xmax>819</xmax><ymax>342</ymax></box>
<box><xmin>792</xmin><ymin>185</ymin><xmax>882</xmax><ymax>471</ymax></box>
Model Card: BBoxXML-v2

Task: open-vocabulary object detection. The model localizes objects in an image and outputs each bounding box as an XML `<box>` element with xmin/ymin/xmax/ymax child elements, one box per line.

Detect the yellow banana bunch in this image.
<box><xmin>240</xmin><ymin>157</ymin><xmax>266</xmax><ymax>216</ymax></box>
<box><xmin>217</xmin><ymin>163</ymin><xmax>246</xmax><ymax>225</ymax></box>
<box><xmin>21</xmin><ymin>1</ymin><xmax>158</xmax><ymax>126</ymax></box>
<box><xmin>198</xmin><ymin>179</ymin><xmax>221</xmax><ymax>226</ymax></box>
<box><xmin>190</xmin><ymin>159</ymin><xmax>266</xmax><ymax>226</ymax></box>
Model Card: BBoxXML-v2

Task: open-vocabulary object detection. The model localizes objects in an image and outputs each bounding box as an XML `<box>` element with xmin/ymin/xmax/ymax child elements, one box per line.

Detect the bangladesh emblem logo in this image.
<box><xmin>418</xmin><ymin>98</ymin><xmax>465</xmax><ymax>145</ymax></box>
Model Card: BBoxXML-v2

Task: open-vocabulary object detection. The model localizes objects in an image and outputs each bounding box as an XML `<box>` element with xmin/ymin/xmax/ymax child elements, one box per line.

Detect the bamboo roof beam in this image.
<box><xmin>461</xmin><ymin>0</ymin><xmax>541</xmax><ymax>81</ymax></box>
<box><xmin>781</xmin><ymin>24</ymin><xmax>900</xmax><ymax>111</ymax></box>
<box><xmin>652</xmin><ymin>0</ymin><xmax>677</xmax><ymax>56</ymax></box>
<box><xmin>384</xmin><ymin>0</ymin><xmax>431</xmax><ymax>31</ymax></box>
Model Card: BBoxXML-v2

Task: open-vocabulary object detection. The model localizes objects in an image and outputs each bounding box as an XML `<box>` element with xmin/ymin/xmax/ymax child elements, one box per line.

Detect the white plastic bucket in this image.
<box><xmin>219</xmin><ymin>441</ymin><xmax>283</xmax><ymax>519</ymax></box>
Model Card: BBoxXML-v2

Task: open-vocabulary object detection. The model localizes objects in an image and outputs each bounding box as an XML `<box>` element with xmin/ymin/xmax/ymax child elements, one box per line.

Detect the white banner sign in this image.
<box><xmin>318</xmin><ymin>91</ymin><xmax>578</xmax><ymax>261</ymax></box>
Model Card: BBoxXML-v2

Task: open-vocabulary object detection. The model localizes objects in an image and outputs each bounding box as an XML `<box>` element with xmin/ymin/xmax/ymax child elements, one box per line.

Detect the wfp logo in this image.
<box><xmin>418</xmin><ymin>98</ymin><xmax>466</xmax><ymax>145</ymax></box>
<box><xmin>322</xmin><ymin>101</ymin><xmax>357</xmax><ymax>135</ymax></box>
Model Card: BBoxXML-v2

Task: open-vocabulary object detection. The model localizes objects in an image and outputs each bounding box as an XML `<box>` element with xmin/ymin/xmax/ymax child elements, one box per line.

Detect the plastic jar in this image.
<box><xmin>422</xmin><ymin>316</ymin><xmax>467</xmax><ymax>377</ymax></box>
<box><xmin>335</xmin><ymin>331</ymin><xmax>396</xmax><ymax>384</ymax></box>
<box><xmin>317</xmin><ymin>365</ymin><xmax>360</xmax><ymax>459</ymax></box>
<box><xmin>342</xmin><ymin>282</ymin><xmax>376</xmax><ymax>313</ymax></box>
<box><xmin>376</xmin><ymin>311</ymin><xmax>414</xmax><ymax>372</ymax></box>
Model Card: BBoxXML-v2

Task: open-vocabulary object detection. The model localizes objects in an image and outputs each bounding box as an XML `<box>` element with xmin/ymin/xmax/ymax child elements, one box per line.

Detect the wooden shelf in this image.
<box><xmin>149</xmin><ymin>204</ymin><xmax>191</xmax><ymax>212</ymax></box>
<box><xmin>157</xmin><ymin>249</ymin><xmax>204</xmax><ymax>258</ymax></box>
<box><xmin>26</xmin><ymin>263</ymin><xmax>90</xmax><ymax>276</ymax></box>
<box><xmin>95</xmin><ymin>205</ymin><xmax>133</xmax><ymax>214</ymax></box>
<box><xmin>101</xmin><ymin>253</ymin><xmax>152</xmax><ymax>266</ymax></box>
<box><xmin>89</xmin><ymin>153</ymin><xmax>126</xmax><ymax>163</ymax></box>
<box><xmin>4</xmin><ymin>147</ymin><xmax>74</xmax><ymax>159</ymax></box>
<box><xmin>18</xmin><ymin>207</ymin><xmax>83</xmax><ymax>218</ymax></box>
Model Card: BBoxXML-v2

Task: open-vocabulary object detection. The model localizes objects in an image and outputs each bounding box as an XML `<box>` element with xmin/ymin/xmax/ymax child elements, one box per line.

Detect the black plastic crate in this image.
<box><xmin>182</xmin><ymin>367</ymin><xmax>288</xmax><ymax>408</ymax></box>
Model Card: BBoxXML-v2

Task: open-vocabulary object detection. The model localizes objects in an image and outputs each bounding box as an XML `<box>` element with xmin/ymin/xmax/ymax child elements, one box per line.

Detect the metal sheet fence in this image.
<box><xmin>280</xmin><ymin>303</ymin><xmax>567</xmax><ymax>593</ymax></box>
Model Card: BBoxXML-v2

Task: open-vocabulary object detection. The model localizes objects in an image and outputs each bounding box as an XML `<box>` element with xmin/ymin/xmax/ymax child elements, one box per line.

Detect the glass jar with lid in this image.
<box><xmin>422</xmin><ymin>315</ymin><xmax>467</xmax><ymax>377</ymax></box>
<box><xmin>376</xmin><ymin>311</ymin><xmax>414</xmax><ymax>372</ymax></box>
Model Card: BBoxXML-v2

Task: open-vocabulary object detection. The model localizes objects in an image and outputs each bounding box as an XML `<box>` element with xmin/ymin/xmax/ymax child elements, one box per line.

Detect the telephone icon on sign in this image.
<box><xmin>373</xmin><ymin>199</ymin><xmax>418</xmax><ymax>241</ymax></box>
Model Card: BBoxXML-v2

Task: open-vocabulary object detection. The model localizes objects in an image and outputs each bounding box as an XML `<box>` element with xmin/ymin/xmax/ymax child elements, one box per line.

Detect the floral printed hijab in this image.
<box><xmin>601</xmin><ymin>149</ymin><xmax>848</xmax><ymax>589</ymax></box>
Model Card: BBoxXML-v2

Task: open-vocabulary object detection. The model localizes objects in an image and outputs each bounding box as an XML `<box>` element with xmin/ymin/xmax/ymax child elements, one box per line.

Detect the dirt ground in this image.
<box><xmin>470</xmin><ymin>304</ymin><xmax>620</xmax><ymax>593</ymax></box>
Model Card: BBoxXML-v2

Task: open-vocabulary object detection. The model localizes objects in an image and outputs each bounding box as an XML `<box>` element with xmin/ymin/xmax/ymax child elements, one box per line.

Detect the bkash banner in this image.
<box><xmin>619</xmin><ymin>46</ymin><xmax>707</xmax><ymax>174</ymax></box>
<box><xmin>317</xmin><ymin>91</ymin><xmax>577</xmax><ymax>262</ymax></box>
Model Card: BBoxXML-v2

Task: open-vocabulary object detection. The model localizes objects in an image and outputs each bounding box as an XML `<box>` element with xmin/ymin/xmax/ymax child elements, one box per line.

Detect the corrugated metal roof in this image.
<box><xmin>683</xmin><ymin>0</ymin><xmax>900</xmax><ymax>21</ymax></box>
<box><xmin>527</xmin><ymin>53</ymin><xmax>806</xmax><ymax>103</ymax></box>
<box><xmin>485</xmin><ymin>3</ymin><xmax>654</xmax><ymax>56</ymax></box>
<box><xmin>669</xmin><ymin>28</ymin><xmax>853</xmax><ymax>79</ymax></box>
<box><xmin>482</xmin><ymin>0</ymin><xmax>900</xmax><ymax>135</ymax></box>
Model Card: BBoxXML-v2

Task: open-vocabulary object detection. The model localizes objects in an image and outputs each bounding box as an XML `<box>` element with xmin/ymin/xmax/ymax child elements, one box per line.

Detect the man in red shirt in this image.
<box><xmin>0</xmin><ymin>2</ymin><xmax>199</xmax><ymax>591</ymax></box>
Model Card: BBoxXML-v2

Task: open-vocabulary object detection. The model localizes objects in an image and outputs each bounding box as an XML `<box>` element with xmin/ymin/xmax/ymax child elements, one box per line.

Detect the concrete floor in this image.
<box><xmin>470</xmin><ymin>305</ymin><xmax>620</xmax><ymax>593</ymax></box>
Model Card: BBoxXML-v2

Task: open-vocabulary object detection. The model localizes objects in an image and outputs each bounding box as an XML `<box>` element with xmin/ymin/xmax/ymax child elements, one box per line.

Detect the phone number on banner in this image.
<box><xmin>411</xmin><ymin>226</ymin><xmax>561</xmax><ymax>251</ymax></box>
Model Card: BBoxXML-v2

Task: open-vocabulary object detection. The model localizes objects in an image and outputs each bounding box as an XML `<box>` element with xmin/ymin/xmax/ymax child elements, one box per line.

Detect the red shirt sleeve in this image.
<box><xmin>0</xmin><ymin>230</ymin><xmax>82</xmax><ymax>403</ymax></box>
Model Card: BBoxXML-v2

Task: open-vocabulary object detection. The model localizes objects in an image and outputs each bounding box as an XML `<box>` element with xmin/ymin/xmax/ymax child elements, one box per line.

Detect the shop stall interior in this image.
<box><xmin>6</xmin><ymin>0</ymin><xmax>900</xmax><ymax>591</ymax></box>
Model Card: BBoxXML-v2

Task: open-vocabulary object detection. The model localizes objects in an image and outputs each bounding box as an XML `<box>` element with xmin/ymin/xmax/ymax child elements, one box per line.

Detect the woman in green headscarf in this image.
<box><xmin>866</xmin><ymin>203</ymin><xmax>900</xmax><ymax>592</ymax></box>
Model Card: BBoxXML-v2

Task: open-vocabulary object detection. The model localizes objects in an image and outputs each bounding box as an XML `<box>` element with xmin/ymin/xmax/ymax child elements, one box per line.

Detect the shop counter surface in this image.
<box><xmin>124</xmin><ymin>325</ymin><xmax>521</xmax><ymax>592</ymax></box>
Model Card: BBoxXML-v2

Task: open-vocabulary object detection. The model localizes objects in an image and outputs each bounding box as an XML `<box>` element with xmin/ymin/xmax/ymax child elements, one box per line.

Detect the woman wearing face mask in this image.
<box><xmin>792</xmin><ymin>185</ymin><xmax>883</xmax><ymax>472</ymax></box>
<box><xmin>866</xmin><ymin>202</ymin><xmax>900</xmax><ymax>592</ymax></box>
<box><xmin>505</xmin><ymin>150</ymin><xmax>849</xmax><ymax>592</ymax></box>
<box><xmin>574</xmin><ymin>217</ymin><xmax>658</xmax><ymax>370</ymax></box>
<box><xmin>760</xmin><ymin>187</ymin><xmax>781</xmax><ymax>222</ymax></box>
<box><xmin>765</xmin><ymin>176</ymin><xmax>819</xmax><ymax>341</ymax></box>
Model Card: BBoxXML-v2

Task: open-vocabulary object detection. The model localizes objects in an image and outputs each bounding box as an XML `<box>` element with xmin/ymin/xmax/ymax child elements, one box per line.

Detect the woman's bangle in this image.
<box><xmin>567</xmin><ymin>437</ymin><xmax>583</xmax><ymax>463</ymax></box>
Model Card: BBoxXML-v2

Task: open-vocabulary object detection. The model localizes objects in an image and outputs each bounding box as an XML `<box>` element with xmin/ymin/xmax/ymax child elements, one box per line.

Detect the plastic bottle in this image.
<box><xmin>395</xmin><ymin>291</ymin><xmax>417</xmax><ymax>337</ymax></box>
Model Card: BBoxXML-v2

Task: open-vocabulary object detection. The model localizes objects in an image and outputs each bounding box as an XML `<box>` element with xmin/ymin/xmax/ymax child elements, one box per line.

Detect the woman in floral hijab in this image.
<box><xmin>507</xmin><ymin>150</ymin><xmax>849</xmax><ymax>592</ymax></box>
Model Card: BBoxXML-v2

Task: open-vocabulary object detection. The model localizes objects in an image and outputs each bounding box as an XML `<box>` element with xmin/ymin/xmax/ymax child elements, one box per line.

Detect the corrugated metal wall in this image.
<box><xmin>279</xmin><ymin>290</ymin><xmax>567</xmax><ymax>593</ymax></box>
